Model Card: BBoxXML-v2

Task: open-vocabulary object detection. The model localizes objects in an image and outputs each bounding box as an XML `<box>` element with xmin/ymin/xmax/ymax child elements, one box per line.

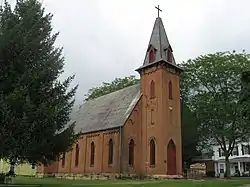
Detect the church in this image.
<box><xmin>37</xmin><ymin>9</ymin><xmax>183</xmax><ymax>178</ymax></box>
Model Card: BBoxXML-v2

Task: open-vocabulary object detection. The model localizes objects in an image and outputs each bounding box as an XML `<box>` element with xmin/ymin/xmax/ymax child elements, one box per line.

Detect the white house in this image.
<box><xmin>212</xmin><ymin>143</ymin><xmax>250</xmax><ymax>176</ymax></box>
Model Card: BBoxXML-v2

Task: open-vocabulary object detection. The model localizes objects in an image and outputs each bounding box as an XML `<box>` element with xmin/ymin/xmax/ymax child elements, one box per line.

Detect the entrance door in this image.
<box><xmin>167</xmin><ymin>139</ymin><xmax>176</xmax><ymax>175</ymax></box>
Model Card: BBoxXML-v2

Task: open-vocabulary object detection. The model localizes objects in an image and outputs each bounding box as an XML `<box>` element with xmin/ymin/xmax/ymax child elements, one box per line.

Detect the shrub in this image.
<box><xmin>206</xmin><ymin>171</ymin><xmax>215</xmax><ymax>177</ymax></box>
<box><xmin>0</xmin><ymin>173</ymin><xmax>5</xmax><ymax>184</ymax></box>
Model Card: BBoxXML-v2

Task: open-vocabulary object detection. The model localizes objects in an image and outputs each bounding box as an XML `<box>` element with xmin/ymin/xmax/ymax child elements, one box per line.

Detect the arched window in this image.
<box><xmin>108</xmin><ymin>139</ymin><xmax>113</xmax><ymax>165</ymax></box>
<box><xmin>150</xmin><ymin>80</ymin><xmax>155</xmax><ymax>99</ymax></box>
<box><xmin>167</xmin><ymin>49</ymin><xmax>172</xmax><ymax>63</ymax></box>
<box><xmin>61</xmin><ymin>152</ymin><xmax>66</xmax><ymax>167</ymax></box>
<box><xmin>75</xmin><ymin>144</ymin><xmax>79</xmax><ymax>167</ymax></box>
<box><xmin>149</xmin><ymin>49</ymin><xmax>155</xmax><ymax>63</ymax></box>
<box><xmin>150</xmin><ymin>139</ymin><xmax>156</xmax><ymax>166</ymax></box>
<box><xmin>90</xmin><ymin>142</ymin><xmax>95</xmax><ymax>166</ymax></box>
<box><xmin>128</xmin><ymin>139</ymin><xmax>134</xmax><ymax>166</ymax></box>
<box><xmin>168</xmin><ymin>81</ymin><xmax>173</xmax><ymax>99</ymax></box>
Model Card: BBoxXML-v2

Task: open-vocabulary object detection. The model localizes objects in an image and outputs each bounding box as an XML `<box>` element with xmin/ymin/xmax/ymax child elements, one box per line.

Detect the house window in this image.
<box><xmin>167</xmin><ymin>49</ymin><xmax>172</xmax><ymax>63</ymax></box>
<box><xmin>219</xmin><ymin>164</ymin><xmax>224</xmax><ymax>173</ymax></box>
<box><xmin>75</xmin><ymin>144</ymin><xmax>79</xmax><ymax>167</ymax></box>
<box><xmin>150</xmin><ymin>139</ymin><xmax>156</xmax><ymax>166</ymax></box>
<box><xmin>168</xmin><ymin>81</ymin><xmax>173</xmax><ymax>99</ymax></box>
<box><xmin>231</xmin><ymin>146</ymin><xmax>239</xmax><ymax>156</ymax></box>
<box><xmin>149</xmin><ymin>49</ymin><xmax>155</xmax><ymax>63</ymax></box>
<box><xmin>128</xmin><ymin>139</ymin><xmax>134</xmax><ymax>166</ymax></box>
<box><xmin>219</xmin><ymin>148</ymin><xmax>225</xmax><ymax>157</ymax></box>
<box><xmin>150</xmin><ymin>80</ymin><xmax>155</xmax><ymax>99</ymax></box>
<box><xmin>62</xmin><ymin>152</ymin><xmax>66</xmax><ymax>167</ymax></box>
<box><xmin>108</xmin><ymin>139</ymin><xmax>113</xmax><ymax>165</ymax></box>
<box><xmin>242</xmin><ymin>145</ymin><xmax>250</xmax><ymax>155</ymax></box>
<box><xmin>90</xmin><ymin>142</ymin><xmax>95</xmax><ymax>166</ymax></box>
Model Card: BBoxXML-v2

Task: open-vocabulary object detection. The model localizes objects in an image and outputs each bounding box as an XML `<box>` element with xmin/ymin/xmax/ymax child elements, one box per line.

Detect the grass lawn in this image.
<box><xmin>1</xmin><ymin>176</ymin><xmax>249</xmax><ymax>187</ymax></box>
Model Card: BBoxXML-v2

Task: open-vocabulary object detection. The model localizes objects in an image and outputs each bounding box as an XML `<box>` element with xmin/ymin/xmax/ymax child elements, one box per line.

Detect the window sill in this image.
<box><xmin>90</xmin><ymin>165</ymin><xmax>94</xmax><ymax>167</ymax></box>
<box><xmin>150</xmin><ymin>165</ymin><xmax>155</xmax><ymax>168</ymax></box>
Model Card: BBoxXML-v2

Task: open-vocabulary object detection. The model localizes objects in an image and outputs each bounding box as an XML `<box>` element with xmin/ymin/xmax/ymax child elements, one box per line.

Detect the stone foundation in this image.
<box><xmin>35</xmin><ymin>173</ymin><xmax>44</xmax><ymax>178</ymax></box>
<box><xmin>36</xmin><ymin>172</ymin><xmax>183</xmax><ymax>180</ymax></box>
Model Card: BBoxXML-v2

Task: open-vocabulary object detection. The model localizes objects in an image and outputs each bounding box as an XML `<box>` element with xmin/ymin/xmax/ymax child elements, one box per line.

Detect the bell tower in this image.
<box><xmin>135</xmin><ymin>6</ymin><xmax>183</xmax><ymax>175</ymax></box>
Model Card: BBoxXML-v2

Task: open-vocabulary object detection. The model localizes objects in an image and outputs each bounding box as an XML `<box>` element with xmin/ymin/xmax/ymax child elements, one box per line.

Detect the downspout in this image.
<box><xmin>69</xmin><ymin>151</ymin><xmax>72</xmax><ymax>173</ymax></box>
<box><xmin>101</xmin><ymin>133</ymin><xmax>104</xmax><ymax>173</ymax></box>
<box><xmin>145</xmin><ymin>93</ymin><xmax>148</xmax><ymax>174</ymax></box>
<box><xmin>83</xmin><ymin>136</ymin><xmax>87</xmax><ymax>173</ymax></box>
<box><xmin>119</xmin><ymin>125</ymin><xmax>122</xmax><ymax>175</ymax></box>
<box><xmin>181</xmin><ymin>98</ymin><xmax>184</xmax><ymax>174</ymax></box>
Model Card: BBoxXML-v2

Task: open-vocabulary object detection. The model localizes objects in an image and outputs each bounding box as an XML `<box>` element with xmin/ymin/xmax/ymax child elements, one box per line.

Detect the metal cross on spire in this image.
<box><xmin>155</xmin><ymin>5</ymin><xmax>162</xmax><ymax>17</ymax></box>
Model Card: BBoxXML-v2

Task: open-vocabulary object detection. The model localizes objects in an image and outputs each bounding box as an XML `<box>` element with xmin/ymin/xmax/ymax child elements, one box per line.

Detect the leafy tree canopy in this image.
<box><xmin>240</xmin><ymin>71</ymin><xmax>250</xmax><ymax>121</ymax></box>
<box><xmin>0</xmin><ymin>0</ymin><xmax>78</xmax><ymax>165</ymax></box>
<box><xmin>180</xmin><ymin>51</ymin><xmax>250</xmax><ymax>177</ymax></box>
<box><xmin>181</xmin><ymin>101</ymin><xmax>201</xmax><ymax>166</ymax></box>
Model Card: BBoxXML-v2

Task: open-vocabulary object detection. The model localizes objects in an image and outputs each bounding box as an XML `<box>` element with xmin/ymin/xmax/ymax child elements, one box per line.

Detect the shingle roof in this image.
<box><xmin>72</xmin><ymin>84</ymin><xmax>141</xmax><ymax>134</ymax></box>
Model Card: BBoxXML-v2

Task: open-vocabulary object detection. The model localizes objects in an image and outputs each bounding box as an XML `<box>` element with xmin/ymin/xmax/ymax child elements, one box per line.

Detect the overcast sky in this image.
<box><xmin>8</xmin><ymin>0</ymin><xmax>250</xmax><ymax>105</ymax></box>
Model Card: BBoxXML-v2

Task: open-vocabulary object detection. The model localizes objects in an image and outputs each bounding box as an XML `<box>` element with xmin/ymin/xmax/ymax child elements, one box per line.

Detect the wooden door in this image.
<box><xmin>167</xmin><ymin>139</ymin><xmax>176</xmax><ymax>175</ymax></box>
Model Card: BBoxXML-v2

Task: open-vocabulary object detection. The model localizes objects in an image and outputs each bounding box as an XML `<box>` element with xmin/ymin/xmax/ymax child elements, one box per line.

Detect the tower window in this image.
<box><xmin>167</xmin><ymin>49</ymin><xmax>172</xmax><ymax>63</ymax></box>
<box><xmin>150</xmin><ymin>80</ymin><xmax>155</xmax><ymax>99</ymax></box>
<box><xmin>149</xmin><ymin>49</ymin><xmax>155</xmax><ymax>63</ymax></box>
<box><xmin>168</xmin><ymin>81</ymin><xmax>173</xmax><ymax>99</ymax></box>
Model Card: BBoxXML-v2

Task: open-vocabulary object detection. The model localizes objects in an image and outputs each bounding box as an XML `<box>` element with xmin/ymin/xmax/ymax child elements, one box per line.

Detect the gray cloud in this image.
<box><xmin>7</xmin><ymin>0</ymin><xmax>250</xmax><ymax>105</ymax></box>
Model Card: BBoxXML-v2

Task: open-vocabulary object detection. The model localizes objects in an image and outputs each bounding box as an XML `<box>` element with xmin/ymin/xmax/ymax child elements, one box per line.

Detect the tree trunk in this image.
<box><xmin>225</xmin><ymin>156</ymin><xmax>231</xmax><ymax>178</ymax></box>
<box><xmin>8</xmin><ymin>158</ymin><xmax>16</xmax><ymax>176</ymax></box>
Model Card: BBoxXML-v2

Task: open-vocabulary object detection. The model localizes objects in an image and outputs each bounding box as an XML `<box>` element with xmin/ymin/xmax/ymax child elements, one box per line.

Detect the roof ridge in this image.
<box><xmin>84</xmin><ymin>83</ymin><xmax>140</xmax><ymax>103</ymax></box>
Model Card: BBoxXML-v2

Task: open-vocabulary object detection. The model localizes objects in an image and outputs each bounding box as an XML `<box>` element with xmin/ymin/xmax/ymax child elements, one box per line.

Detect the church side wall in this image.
<box><xmin>56</xmin><ymin>129</ymin><xmax>120</xmax><ymax>175</ymax></box>
<box><xmin>43</xmin><ymin>162</ymin><xmax>59</xmax><ymax>174</ymax></box>
<box><xmin>121</xmin><ymin>99</ymin><xmax>142</xmax><ymax>174</ymax></box>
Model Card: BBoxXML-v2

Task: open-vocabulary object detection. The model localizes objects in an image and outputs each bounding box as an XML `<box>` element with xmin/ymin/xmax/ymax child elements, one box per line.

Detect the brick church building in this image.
<box><xmin>37</xmin><ymin>12</ymin><xmax>183</xmax><ymax>177</ymax></box>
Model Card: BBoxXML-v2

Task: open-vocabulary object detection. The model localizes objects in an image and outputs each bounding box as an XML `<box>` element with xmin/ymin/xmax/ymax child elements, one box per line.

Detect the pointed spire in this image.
<box><xmin>143</xmin><ymin>17</ymin><xmax>176</xmax><ymax>66</ymax></box>
<box><xmin>136</xmin><ymin>14</ymin><xmax>179</xmax><ymax>72</ymax></box>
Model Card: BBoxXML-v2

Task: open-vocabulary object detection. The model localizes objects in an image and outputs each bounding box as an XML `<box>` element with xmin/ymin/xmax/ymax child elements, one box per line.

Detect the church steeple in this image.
<box><xmin>136</xmin><ymin>8</ymin><xmax>181</xmax><ymax>72</ymax></box>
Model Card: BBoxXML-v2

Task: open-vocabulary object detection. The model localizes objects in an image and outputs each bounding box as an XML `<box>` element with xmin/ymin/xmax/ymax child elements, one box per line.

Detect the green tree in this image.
<box><xmin>84</xmin><ymin>75</ymin><xmax>139</xmax><ymax>101</ymax></box>
<box><xmin>240</xmin><ymin>71</ymin><xmax>250</xmax><ymax>121</ymax></box>
<box><xmin>180</xmin><ymin>51</ymin><xmax>250</xmax><ymax>177</ymax></box>
<box><xmin>0</xmin><ymin>0</ymin><xmax>78</xmax><ymax>167</ymax></box>
<box><xmin>181</xmin><ymin>101</ymin><xmax>201</xmax><ymax>167</ymax></box>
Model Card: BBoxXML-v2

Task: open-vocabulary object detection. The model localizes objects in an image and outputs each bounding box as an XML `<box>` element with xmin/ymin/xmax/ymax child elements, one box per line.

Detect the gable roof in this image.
<box><xmin>72</xmin><ymin>84</ymin><xmax>141</xmax><ymax>134</ymax></box>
